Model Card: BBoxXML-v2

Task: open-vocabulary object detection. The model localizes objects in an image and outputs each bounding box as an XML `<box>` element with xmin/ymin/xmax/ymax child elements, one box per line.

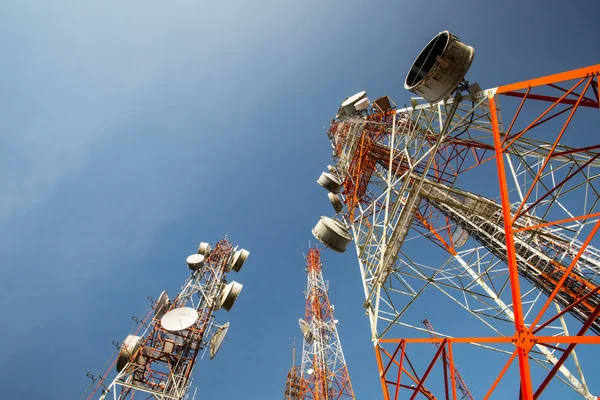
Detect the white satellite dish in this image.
<box><xmin>161</xmin><ymin>307</ymin><xmax>199</xmax><ymax>332</ymax></box>
<box><xmin>209</xmin><ymin>322</ymin><xmax>230</xmax><ymax>359</ymax></box>
<box><xmin>229</xmin><ymin>249</ymin><xmax>250</xmax><ymax>273</ymax></box>
<box><xmin>334</xmin><ymin>319</ymin><xmax>339</xmax><ymax>325</ymax></box>
<box><xmin>186</xmin><ymin>254</ymin><xmax>205</xmax><ymax>271</ymax></box>
<box><xmin>155</xmin><ymin>291</ymin><xmax>170</xmax><ymax>319</ymax></box>
<box><xmin>298</xmin><ymin>318</ymin><xmax>314</xmax><ymax>345</ymax></box>
<box><xmin>220</xmin><ymin>281</ymin><xmax>243</xmax><ymax>311</ymax></box>
<box><xmin>307</xmin><ymin>368</ymin><xmax>314</xmax><ymax>375</ymax></box>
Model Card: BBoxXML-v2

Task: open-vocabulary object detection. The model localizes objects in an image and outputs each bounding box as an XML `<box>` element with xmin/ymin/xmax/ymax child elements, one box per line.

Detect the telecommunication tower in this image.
<box><xmin>81</xmin><ymin>238</ymin><xmax>249</xmax><ymax>400</ymax></box>
<box><xmin>312</xmin><ymin>30</ymin><xmax>600</xmax><ymax>399</ymax></box>
<box><xmin>422</xmin><ymin>319</ymin><xmax>474</xmax><ymax>400</ymax></box>
<box><xmin>284</xmin><ymin>339</ymin><xmax>307</xmax><ymax>400</ymax></box>
<box><xmin>297</xmin><ymin>247</ymin><xmax>355</xmax><ymax>400</ymax></box>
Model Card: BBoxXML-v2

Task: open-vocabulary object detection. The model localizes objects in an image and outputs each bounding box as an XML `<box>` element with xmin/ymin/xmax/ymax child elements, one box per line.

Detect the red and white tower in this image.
<box><xmin>284</xmin><ymin>339</ymin><xmax>307</xmax><ymax>400</ymax></box>
<box><xmin>422</xmin><ymin>319</ymin><xmax>474</xmax><ymax>400</ymax></box>
<box><xmin>298</xmin><ymin>247</ymin><xmax>355</xmax><ymax>400</ymax></box>
<box><xmin>82</xmin><ymin>237</ymin><xmax>249</xmax><ymax>400</ymax></box>
<box><xmin>312</xmin><ymin>30</ymin><xmax>600</xmax><ymax>399</ymax></box>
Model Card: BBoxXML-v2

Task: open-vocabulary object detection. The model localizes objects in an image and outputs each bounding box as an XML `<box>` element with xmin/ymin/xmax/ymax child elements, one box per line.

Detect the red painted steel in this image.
<box><xmin>327</xmin><ymin>65</ymin><xmax>600</xmax><ymax>399</ymax></box>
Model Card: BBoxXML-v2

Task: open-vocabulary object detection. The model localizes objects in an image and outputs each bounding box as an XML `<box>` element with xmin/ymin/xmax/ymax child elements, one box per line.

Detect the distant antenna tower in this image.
<box><xmin>284</xmin><ymin>338</ymin><xmax>307</xmax><ymax>400</ymax></box>
<box><xmin>298</xmin><ymin>247</ymin><xmax>355</xmax><ymax>400</ymax></box>
<box><xmin>422</xmin><ymin>319</ymin><xmax>474</xmax><ymax>400</ymax></box>
<box><xmin>312</xmin><ymin>30</ymin><xmax>600</xmax><ymax>399</ymax></box>
<box><xmin>82</xmin><ymin>238</ymin><xmax>249</xmax><ymax>400</ymax></box>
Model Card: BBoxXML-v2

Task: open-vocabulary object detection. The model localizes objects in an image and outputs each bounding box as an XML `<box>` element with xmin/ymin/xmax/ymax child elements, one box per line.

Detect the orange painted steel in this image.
<box><xmin>329</xmin><ymin>65</ymin><xmax>600</xmax><ymax>399</ymax></box>
<box><xmin>343</xmin><ymin>112</ymin><xmax>395</xmax><ymax>221</ymax></box>
<box><xmin>485</xmin><ymin>350</ymin><xmax>518</xmax><ymax>399</ymax></box>
<box><xmin>377</xmin><ymin>343</ymin><xmax>437</xmax><ymax>400</ymax></box>
<box><xmin>422</xmin><ymin>319</ymin><xmax>474</xmax><ymax>400</ymax></box>
<box><xmin>328</xmin><ymin>111</ymin><xmax>485</xmax><ymax>225</ymax></box>
<box><xmin>510</xmin><ymin>77</ymin><xmax>594</xmax><ymax>222</ymax></box>
<box><xmin>447</xmin><ymin>342</ymin><xmax>458</xmax><ymax>400</ymax></box>
<box><xmin>496</xmin><ymin>65</ymin><xmax>600</xmax><ymax>94</ymax></box>
<box><xmin>530</xmin><ymin>218</ymin><xmax>600</xmax><ymax>331</ymax></box>
<box><xmin>285</xmin><ymin>366</ymin><xmax>307</xmax><ymax>400</ymax></box>
<box><xmin>490</xmin><ymin>94</ymin><xmax>534</xmax><ymax>398</ymax></box>
<box><xmin>513</xmin><ymin>211</ymin><xmax>600</xmax><ymax>233</ymax></box>
<box><xmin>303</xmin><ymin>248</ymin><xmax>355</xmax><ymax>400</ymax></box>
<box><xmin>501</xmin><ymin>77</ymin><xmax>589</xmax><ymax>152</ymax></box>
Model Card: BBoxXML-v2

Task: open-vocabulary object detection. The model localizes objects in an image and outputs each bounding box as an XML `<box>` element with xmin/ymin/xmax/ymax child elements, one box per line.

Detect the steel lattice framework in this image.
<box><xmin>285</xmin><ymin>365</ymin><xmax>307</xmax><ymax>400</ymax></box>
<box><xmin>285</xmin><ymin>340</ymin><xmax>308</xmax><ymax>400</ymax></box>
<box><xmin>422</xmin><ymin>319</ymin><xmax>474</xmax><ymax>400</ymax></box>
<box><xmin>299</xmin><ymin>248</ymin><xmax>356</xmax><ymax>400</ymax></box>
<box><xmin>321</xmin><ymin>65</ymin><xmax>600</xmax><ymax>399</ymax></box>
<box><xmin>82</xmin><ymin>238</ymin><xmax>247</xmax><ymax>400</ymax></box>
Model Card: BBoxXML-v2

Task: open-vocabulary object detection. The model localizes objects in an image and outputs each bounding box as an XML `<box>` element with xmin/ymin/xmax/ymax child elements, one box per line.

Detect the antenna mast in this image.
<box><xmin>298</xmin><ymin>247</ymin><xmax>355</xmax><ymax>400</ymax></box>
<box><xmin>311</xmin><ymin>29</ymin><xmax>600</xmax><ymax>399</ymax></box>
<box><xmin>82</xmin><ymin>238</ymin><xmax>250</xmax><ymax>400</ymax></box>
<box><xmin>292</xmin><ymin>337</ymin><xmax>296</xmax><ymax>368</ymax></box>
<box><xmin>422</xmin><ymin>319</ymin><xmax>474</xmax><ymax>400</ymax></box>
<box><xmin>284</xmin><ymin>339</ymin><xmax>306</xmax><ymax>400</ymax></box>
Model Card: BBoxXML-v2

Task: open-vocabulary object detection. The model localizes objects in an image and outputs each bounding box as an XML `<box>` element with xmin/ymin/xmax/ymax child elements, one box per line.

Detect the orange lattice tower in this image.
<box><xmin>298</xmin><ymin>248</ymin><xmax>355</xmax><ymax>400</ymax></box>
<box><xmin>284</xmin><ymin>339</ymin><xmax>307</xmax><ymax>400</ymax></box>
<box><xmin>422</xmin><ymin>319</ymin><xmax>474</xmax><ymax>400</ymax></box>
<box><xmin>312</xmin><ymin>30</ymin><xmax>600</xmax><ymax>399</ymax></box>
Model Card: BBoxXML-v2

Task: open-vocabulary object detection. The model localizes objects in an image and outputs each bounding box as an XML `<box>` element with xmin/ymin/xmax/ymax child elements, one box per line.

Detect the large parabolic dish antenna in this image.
<box><xmin>160</xmin><ymin>307</ymin><xmax>199</xmax><ymax>332</ymax></box>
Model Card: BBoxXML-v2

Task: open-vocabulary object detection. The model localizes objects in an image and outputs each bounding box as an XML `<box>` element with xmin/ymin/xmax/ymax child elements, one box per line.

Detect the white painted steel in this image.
<box><xmin>326</xmin><ymin>82</ymin><xmax>598</xmax><ymax>398</ymax></box>
<box><xmin>92</xmin><ymin>240</ymin><xmax>250</xmax><ymax>400</ymax></box>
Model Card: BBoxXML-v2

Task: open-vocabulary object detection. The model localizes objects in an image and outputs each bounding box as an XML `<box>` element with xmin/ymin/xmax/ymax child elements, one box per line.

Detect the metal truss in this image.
<box><xmin>285</xmin><ymin>339</ymin><xmax>308</xmax><ymax>400</ymax></box>
<box><xmin>300</xmin><ymin>248</ymin><xmax>355</xmax><ymax>400</ymax></box>
<box><xmin>82</xmin><ymin>238</ymin><xmax>244</xmax><ymax>400</ymax></box>
<box><xmin>326</xmin><ymin>65</ymin><xmax>600</xmax><ymax>399</ymax></box>
<box><xmin>285</xmin><ymin>365</ymin><xmax>307</xmax><ymax>400</ymax></box>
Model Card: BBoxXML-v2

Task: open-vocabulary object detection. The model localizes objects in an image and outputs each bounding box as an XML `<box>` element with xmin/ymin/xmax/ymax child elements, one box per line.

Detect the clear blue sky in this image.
<box><xmin>1</xmin><ymin>1</ymin><xmax>598</xmax><ymax>399</ymax></box>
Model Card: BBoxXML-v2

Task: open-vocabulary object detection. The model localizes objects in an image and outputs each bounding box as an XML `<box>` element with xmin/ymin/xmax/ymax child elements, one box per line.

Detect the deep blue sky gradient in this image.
<box><xmin>1</xmin><ymin>1</ymin><xmax>599</xmax><ymax>399</ymax></box>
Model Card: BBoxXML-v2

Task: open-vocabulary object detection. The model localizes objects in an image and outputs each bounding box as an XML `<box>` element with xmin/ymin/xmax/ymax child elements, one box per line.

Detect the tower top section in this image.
<box><xmin>305</xmin><ymin>247</ymin><xmax>322</xmax><ymax>274</ymax></box>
